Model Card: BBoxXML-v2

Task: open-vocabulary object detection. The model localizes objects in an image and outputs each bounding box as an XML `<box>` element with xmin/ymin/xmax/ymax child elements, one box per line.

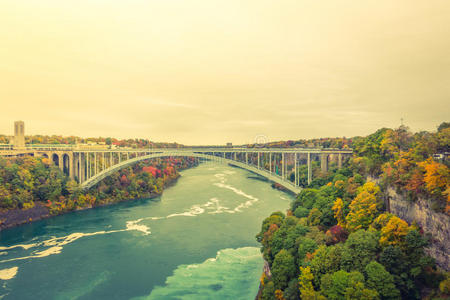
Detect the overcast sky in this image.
<box><xmin>1</xmin><ymin>0</ymin><xmax>449</xmax><ymax>145</ymax></box>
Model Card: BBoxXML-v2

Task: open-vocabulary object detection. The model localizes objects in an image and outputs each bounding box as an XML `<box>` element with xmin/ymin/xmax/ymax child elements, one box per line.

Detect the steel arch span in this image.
<box><xmin>80</xmin><ymin>151</ymin><xmax>303</xmax><ymax>194</ymax></box>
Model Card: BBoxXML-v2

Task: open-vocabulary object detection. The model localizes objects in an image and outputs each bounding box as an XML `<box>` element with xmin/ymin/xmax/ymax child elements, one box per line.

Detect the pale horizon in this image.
<box><xmin>1</xmin><ymin>0</ymin><xmax>449</xmax><ymax>144</ymax></box>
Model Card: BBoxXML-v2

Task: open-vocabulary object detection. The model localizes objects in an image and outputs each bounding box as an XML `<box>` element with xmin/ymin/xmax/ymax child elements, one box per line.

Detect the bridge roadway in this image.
<box><xmin>0</xmin><ymin>146</ymin><xmax>353</xmax><ymax>194</ymax></box>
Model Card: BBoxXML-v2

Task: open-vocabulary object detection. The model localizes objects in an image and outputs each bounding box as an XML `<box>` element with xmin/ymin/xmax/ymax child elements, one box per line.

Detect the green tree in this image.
<box><xmin>310</xmin><ymin>244</ymin><xmax>343</xmax><ymax>285</ymax></box>
<box><xmin>437</xmin><ymin>122</ymin><xmax>450</xmax><ymax>132</ymax></box>
<box><xmin>297</xmin><ymin>237</ymin><xmax>318</xmax><ymax>264</ymax></box>
<box><xmin>294</xmin><ymin>206</ymin><xmax>309</xmax><ymax>218</ymax></box>
<box><xmin>321</xmin><ymin>270</ymin><xmax>379</xmax><ymax>300</ymax></box>
<box><xmin>262</xmin><ymin>280</ymin><xmax>276</xmax><ymax>300</ymax></box>
<box><xmin>341</xmin><ymin>229</ymin><xmax>379</xmax><ymax>272</ymax></box>
<box><xmin>271</xmin><ymin>249</ymin><xmax>296</xmax><ymax>290</ymax></box>
<box><xmin>365</xmin><ymin>261</ymin><xmax>400</xmax><ymax>300</ymax></box>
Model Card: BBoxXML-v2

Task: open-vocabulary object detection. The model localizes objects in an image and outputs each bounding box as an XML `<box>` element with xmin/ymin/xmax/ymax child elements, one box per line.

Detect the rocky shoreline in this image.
<box><xmin>0</xmin><ymin>174</ymin><xmax>181</xmax><ymax>232</ymax></box>
<box><xmin>0</xmin><ymin>203</ymin><xmax>50</xmax><ymax>231</ymax></box>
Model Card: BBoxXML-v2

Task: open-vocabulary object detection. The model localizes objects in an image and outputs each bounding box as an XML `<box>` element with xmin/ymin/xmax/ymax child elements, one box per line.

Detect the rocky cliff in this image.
<box><xmin>387</xmin><ymin>187</ymin><xmax>450</xmax><ymax>271</ymax></box>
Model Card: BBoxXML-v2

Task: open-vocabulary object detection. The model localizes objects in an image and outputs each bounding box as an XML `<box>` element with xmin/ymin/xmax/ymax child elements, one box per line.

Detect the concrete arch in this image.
<box><xmin>80</xmin><ymin>151</ymin><xmax>302</xmax><ymax>194</ymax></box>
<box><xmin>51</xmin><ymin>153</ymin><xmax>60</xmax><ymax>166</ymax></box>
<box><xmin>62</xmin><ymin>153</ymin><xmax>70</xmax><ymax>176</ymax></box>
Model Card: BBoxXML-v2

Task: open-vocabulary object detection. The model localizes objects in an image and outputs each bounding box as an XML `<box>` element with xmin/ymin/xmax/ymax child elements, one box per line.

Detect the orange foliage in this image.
<box><xmin>404</xmin><ymin>169</ymin><xmax>424</xmax><ymax>194</ymax></box>
<box><xmin>419</xmin><ymin>158</ymin><xmax>449</xmax><ymax>197</ymax></box>
<box><xmin>275</xmin><ymin>289</ymin><xmax>286</xmax><ymax>300</ymax></box>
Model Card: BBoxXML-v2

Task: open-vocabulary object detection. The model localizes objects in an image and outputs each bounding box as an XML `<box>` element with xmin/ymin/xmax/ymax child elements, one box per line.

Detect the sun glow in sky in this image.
<box><xmin>1</xmin><ymin>0</ymin><xmax>449</xmax><ymax>144</ymax></box>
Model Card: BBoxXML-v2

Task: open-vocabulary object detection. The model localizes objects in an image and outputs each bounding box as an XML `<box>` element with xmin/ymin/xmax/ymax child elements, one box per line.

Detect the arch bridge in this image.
<box><xmin>1</xmin><ymin>146</ymin><xmax>352</xmax><ymax>194</ymax></box>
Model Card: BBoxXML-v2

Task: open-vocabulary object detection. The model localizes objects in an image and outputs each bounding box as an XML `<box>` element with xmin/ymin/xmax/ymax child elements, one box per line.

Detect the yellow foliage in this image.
<box><xmin>332</xmin><ymin>198</ymin><xmax>345</xmax><ymax>226</ymax></box>
<box><xmin>357</xmin><ymin>182</ymin><xmax>381</xmax><ymax>198</ymax></box>
<box><xmin>379</xmin><ymin>216</ymin><xmax>412</xmax><ymax>247</ymax></box>
<box><xmin>22</xmin><ymin>201</ymin><xmax>35</xmax><ymax>210</ymax></box>
<box><xmin>346</xmin><ymin>191</ymin><xmax>379</xmax><ymax>232</ymax></box>
<box><xmin>298</xmin><ymin>267</ymin><xmax>325</xmax><ymax>300</ymax></box>
<box><xmin>334</xmin><ymin>180</ymin><xmax>345</xmax><ymax>190</ymax></box>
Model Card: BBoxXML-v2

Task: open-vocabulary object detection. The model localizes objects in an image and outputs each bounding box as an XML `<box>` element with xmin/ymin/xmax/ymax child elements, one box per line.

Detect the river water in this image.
<box><xmin>0</xmin><ymin>163</ymin><xmax>293</xmax><ymax>299</ymax></box>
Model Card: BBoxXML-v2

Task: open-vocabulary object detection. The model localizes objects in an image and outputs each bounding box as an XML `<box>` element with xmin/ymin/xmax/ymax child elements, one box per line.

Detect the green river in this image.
<box><xmin>0</xmin><ymin>163</ymin><xmax>293</xmax><ymax>299</ymax></box>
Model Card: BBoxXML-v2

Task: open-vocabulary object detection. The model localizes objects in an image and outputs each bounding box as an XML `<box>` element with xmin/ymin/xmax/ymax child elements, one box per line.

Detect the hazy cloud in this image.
<box><xmin>0</xmin><ymin>0</ymin><xmax>449</xmax><ymax>144</ymax></box>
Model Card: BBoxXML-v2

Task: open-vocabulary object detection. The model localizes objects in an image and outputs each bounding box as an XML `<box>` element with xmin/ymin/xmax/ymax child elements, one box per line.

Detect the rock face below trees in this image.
<box><xmin>0</xmin><ymin>203</ymin><xmax>50</xmax><ymax>230</ymax></box>
<box><xmin>388</xmin><ymin>187</ymin><xmax>450</xmax><ymax>271</ymax></box>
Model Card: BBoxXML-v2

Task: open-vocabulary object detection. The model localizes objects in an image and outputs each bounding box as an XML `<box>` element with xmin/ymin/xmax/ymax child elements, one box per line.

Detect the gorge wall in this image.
<box><xmin>387</xmin><ymin>187</ymin><xmax>450</xmax><ymax>271</ymax></box>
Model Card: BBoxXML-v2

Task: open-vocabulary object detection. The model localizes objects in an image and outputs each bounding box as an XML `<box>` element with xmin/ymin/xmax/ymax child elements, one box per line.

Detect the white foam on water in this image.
<box><xmin>213</xmin><ymin>182</ymin><xmax>259</xmax><ymax>212</ymax></box>
<box><xmin>207</xmin><ymin>197</ymin><xmax>232</xmax><ymax>214</ymax></box>
<box><xmin>0</xmin><ymin>267</ymin><xmax>18</xmax><ymax>280</ymax></box>
<box><xmin>166</xmin><ymin>205</ymin><xmax>205</xmax><ymax>218</ymax></box>
<box><xmin>126</xmin><ymin>219</ymin><xmax>151</xmax><ymax>235</ymax></box>
<box><xmin>0</xmin><ymin>243</ymin><xmax>37</xmax><ymax>251</ymax></box>
<box><xmin>137</xmin><ymin>247</ymin><xmax>263</xmax><ymax>300</ymax></box>
<box><xmin>0</xmin><ymin>221</ymin><xmax>151</xmax><ymax>263</ymax></box>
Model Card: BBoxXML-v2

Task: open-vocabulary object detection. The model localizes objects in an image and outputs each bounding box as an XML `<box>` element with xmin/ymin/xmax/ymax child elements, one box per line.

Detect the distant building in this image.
<box><xmin>433</xmin><ymin>153</ymin><xmax>449</xmax><ymax>161</ymax></box>
<box><xmin>13</xmin><ymin>121</ymin><xmax>25</xmax><ymax>149</ymax></box>
<box><xmin>226</xmin><ymin>142</ymin><xmax>233</xmax><ymax>147</ymax></box>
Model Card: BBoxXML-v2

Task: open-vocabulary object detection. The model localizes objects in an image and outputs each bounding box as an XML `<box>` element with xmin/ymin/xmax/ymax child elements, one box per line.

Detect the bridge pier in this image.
<box><xmin>82</xmin><ymin>153</ymin><xmax>86</xmax><ymax>182</ymax></box>
<box><xmin>257</xmin><ymin>152</ymin><xmax>260</xmax><ymax>169</ymax></box>
<box><xmin>294</xmin><ymin>153</ymin><xmax>297</xmax><ymax>186</ymax></box>
<box><xmin>321</xmin><ymin>153</ymin><xmax>328</xmax><ymax>173</ymax></box>
<box><xmin>58</xmin><ymin>154</ymin><xmax>63</xmax><ymax>172</ymax></box>
<box><xmin>307</xmin><ymin>153</ymin><xmax>312</xmax><ymax>185</ymax></box>
<box><xmin>68</xmin><ymin>153</ymin><xmax>74</xmax><ymax>180</ymax></box>
<box><xmin>338</xmin><ymin>153</ymin><xmax>343</xmax><ymax>169</ymax></box>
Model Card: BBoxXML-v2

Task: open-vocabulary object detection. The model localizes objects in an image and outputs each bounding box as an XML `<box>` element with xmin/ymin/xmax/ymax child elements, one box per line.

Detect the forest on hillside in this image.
<box><xmin>0</xmin><ymin>156</ymin><xmax>197</xmax><ymax>220</ymax></box>
<box><xmin>256</xmin><ymin>123</ymin><xmax>449</xmax><ymax>300</ymax></box>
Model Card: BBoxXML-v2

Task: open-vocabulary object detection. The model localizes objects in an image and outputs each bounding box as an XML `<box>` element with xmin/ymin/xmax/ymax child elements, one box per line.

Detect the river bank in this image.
<box><xmin>0</xmin><ymin>173</ymin><xmax>181</xmax><ymax>231</ymax></box>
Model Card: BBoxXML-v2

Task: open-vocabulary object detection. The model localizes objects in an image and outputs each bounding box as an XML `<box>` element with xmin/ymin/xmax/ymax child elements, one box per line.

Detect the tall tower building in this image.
<box><xmin>14</xmin><ymin>121</ymin><xmax>25</xmax><ymax>148</ymax></box>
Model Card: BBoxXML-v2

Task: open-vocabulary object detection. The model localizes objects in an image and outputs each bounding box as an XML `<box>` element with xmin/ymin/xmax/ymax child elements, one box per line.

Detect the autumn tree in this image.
<box><xmin>298</xmin><ymin>267</ymin><xmax>325</xmax><ymax>300</ymax></box>
<box><xmin>379</xmin><ymin>216</ymin><xmax>412</xmax><ymax>247</ymax></box>
<box><xmin>346</xmin><ymin>183</ymin><xmax>381</xmax><ymax>231</ymax></box>
<box><xmin>419</xmin><ymin>158</ymin><xmax>449</xmax><ymax>198</ymax></box>
<box><xmin>332</xmin><ymin>197</ymin><xmax>345</xmax><ymax>226</ymax></box>
<box><xmin>297</xmin><ymin>237</ymin><xmax>318</xmax><ymax>265</ymax></box>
